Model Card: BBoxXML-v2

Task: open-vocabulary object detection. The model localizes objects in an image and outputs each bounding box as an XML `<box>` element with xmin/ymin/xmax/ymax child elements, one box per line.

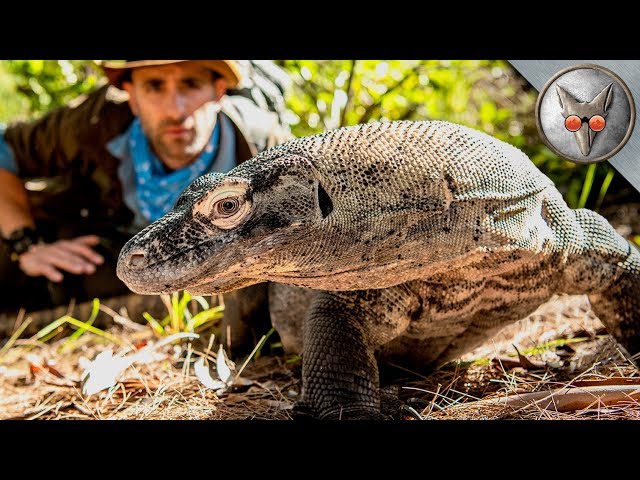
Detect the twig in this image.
<box><xmin>339</xmin><ymin>60</ymin><xmax>357</xmax><ymax>128</ymax></box>
<box><xmin>487</xmin><ymin>384</ymin><xmax>640</xmax><ymax>412</ymax></box>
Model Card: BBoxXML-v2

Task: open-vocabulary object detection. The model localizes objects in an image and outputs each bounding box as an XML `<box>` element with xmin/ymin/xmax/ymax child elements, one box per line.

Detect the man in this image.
<box><xmin>0</xmin><ymin>60</ymin><xmax>291</xmax><ymax>346</ymax></box>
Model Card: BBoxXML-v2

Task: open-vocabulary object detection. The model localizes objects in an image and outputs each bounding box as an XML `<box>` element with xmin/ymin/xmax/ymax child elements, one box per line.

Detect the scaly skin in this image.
<box><xmin>117</xmin><ymin>120</ymin><xmax>640</xmax><ymax>419</ymax></box>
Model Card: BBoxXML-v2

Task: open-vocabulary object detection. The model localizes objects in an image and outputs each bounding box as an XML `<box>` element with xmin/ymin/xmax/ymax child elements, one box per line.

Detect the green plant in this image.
<box><xmin>142</xmin><ymin>291</ymin><xmax>224</xmax><ymax>336</ymax></box>
<box><xmin>0</xmin><ymin>298</ymin><xmax>127</xmax><ymax>362</ymax></box>
<box><xmin>576</xmin><ymin>162</ymin><xmax>617</xmax><ymax>211</ymax></box>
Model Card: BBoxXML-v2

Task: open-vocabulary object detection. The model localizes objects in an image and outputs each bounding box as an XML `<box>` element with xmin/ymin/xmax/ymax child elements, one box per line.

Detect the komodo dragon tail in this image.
<box><xmin>570</xmin><ymin>209</ymin><xmax>640</xmax><ymax>360</ymax></box>
<box><xmin>588</xmin><ymin>245</ymin><xmax>640</xmax><ymax>360</ymax></box>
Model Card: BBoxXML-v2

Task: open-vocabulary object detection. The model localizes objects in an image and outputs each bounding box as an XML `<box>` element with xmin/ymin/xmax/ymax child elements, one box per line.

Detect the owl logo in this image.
<box><xmin>556</xmin><ymin>83</ymin><xmax>613</xmax><ymax>156</ymax></box>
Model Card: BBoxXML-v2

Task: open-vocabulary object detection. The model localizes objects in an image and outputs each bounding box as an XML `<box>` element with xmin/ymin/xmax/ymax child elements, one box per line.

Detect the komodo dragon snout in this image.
<box><xmin>117</xmin><ymin>155</ymin><xmax>319</xmax><ymax>294</ymax></box>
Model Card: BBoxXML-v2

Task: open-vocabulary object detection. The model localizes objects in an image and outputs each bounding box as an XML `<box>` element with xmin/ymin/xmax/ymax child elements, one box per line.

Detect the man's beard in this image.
<box><xmin>146</xmin><ymin>102</ymin><xmax>220</xmax><ymax>170</ymax></box>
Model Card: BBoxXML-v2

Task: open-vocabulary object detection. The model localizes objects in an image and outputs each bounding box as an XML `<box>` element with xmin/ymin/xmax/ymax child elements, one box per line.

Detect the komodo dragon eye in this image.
<box><xmin>194</xmin><ymin>181</ymin><xmax>252</xmax><ymax>230</ymax></box>
<box><xmin>217</xmin><ymin>198</ymin><xmax>241</xmax><ymax>216</ymax></box>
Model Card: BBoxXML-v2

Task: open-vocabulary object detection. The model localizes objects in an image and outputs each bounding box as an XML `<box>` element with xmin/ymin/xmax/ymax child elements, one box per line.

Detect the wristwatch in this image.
<box><xmin>2</xmin><ymin>227</ymin><xmax>43</xmax><ymax>262</ymax></box>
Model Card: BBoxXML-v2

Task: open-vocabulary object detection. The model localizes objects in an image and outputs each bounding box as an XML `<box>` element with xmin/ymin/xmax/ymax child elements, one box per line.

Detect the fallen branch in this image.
<box><xmin>489</xmin><ymin>382</ymin><xmax>640</xmax><ymax>412</ymax></box>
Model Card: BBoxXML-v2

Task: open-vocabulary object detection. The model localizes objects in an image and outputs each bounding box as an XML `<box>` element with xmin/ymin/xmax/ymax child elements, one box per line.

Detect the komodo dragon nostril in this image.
<box><xmin>128</xmin><ymin>252</ymin><xmax>146</xmax><ymax>268</ymax></box>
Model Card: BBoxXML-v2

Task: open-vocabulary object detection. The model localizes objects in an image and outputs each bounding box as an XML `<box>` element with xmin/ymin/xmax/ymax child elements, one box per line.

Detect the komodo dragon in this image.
<box><xmin>116</xmin><ymin>120</ymin><xmax>640</xmax><ymax>419</ymax></box>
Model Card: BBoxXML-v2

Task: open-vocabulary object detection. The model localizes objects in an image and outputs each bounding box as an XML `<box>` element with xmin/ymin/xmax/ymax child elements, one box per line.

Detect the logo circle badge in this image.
<box><xmin>535</xmin><ymin>64</ymin><xmax>636</xmax><ymax>164</ymax></box>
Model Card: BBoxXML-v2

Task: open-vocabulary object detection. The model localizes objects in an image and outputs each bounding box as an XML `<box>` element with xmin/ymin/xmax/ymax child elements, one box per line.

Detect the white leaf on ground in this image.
<box><xmin>194</xmin><ymin>357</ymin><xmax>227</xmax><ymax>390</ymax></box>
<box><xmin>216</xmin><ymin>344</ymin><xmax>232</xmax><ymax>384</ymax></box>
<box><xmin>80</xmin><ymin>350</ymin><xmax>135</xmax><ymax>396</ymax></box>
<box><xmin>80</xmin><ymin>332</ymin><xmax>200</xmax><ymax>396</ymax></box>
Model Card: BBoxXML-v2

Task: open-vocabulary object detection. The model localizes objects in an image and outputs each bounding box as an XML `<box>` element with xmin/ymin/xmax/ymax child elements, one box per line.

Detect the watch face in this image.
<box><xmin>535</xmin><ymin>64</ymin><xmax>636</xmax><ymax>164</ymax></box>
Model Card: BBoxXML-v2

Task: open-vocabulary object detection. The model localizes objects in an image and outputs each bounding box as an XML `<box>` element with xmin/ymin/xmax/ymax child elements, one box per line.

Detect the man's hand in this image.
<box><xmin>18</xmin><ymin>235</ymin><xmax>105</xmax><ymax>282</ymax></box>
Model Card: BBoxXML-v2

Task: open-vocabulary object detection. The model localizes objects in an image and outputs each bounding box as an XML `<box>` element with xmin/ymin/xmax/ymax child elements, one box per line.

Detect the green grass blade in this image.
<box><xmin>171</xmin><ymin>292</ymin><xmax>182</xmax><ymax>332</ymax></box>
<box><xmin>578</xmin><ymin>163</ymin><xmax>597</xmax><ymax>209</ymax></box>
<box><xmin>32</xmin><ymin>316</ymin><xmax>70</xmax><ymax>341</ymax></box>
<box><xmin>160</xmin><ymin>314</ymin><xmax>171</xmax><ymax>327</ymax></box>
<box><xmin>61</xmin><ymin>298</ymin><xmax>100</xmax><ymax>352</ymax></box>
<box><xmin>595</xmin><ymin>167</ymin><xmax>615</xmax><ymax>211</ymax></box>
<box><xmin>521</xmin><ymin>336</ymin><xmax>590</xmax><ymax>356</ymax></box>
<box><xmin>143</xmin><ymin>312</ymin><xmax>165</xmax><ymax>336</ymax></box>
<box><xmin>187</xmin><ymin>306</ymin><xmax>224</xmax><ymax>332</ymax></box>
<box><xmin>255</xmin><ymin>327</ymin><xmax>276</xmax><ymax>358</ymax></box>
<box><xmin>190</xmin><ymin>295</ymin><xmax>210</xmax><ymax>311</ymax></box>
<box><xmin>178</xmin><ymin>291</ymin><xmax>192</xmax><ymax>316</ymax></box>
<box><xmin>285</xmin><ymin>355</ymin><xmax>302</xmax><ymax>364</ymax></box>
<box><xmin>0</xmin><ymin>317</ymin><xmax>33</xmax><ymax>360</ymax></box>
<box><xmin>38</xmin><ymin>328</ymin><xmax>66</xmax><ymax>344</ymax></box>
<box><xmin>63</xmin><ymin>316</ymin><xmax>126</xmax><ymax>346</ymax></box>
<box><xmin>235</xmin><ymin>327</ymin><xmax>276</xmax><ymax>379</ymax></box>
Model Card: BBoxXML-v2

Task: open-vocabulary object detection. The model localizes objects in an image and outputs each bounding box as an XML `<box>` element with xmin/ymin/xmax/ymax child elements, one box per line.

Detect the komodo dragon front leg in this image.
<box><xmin>300</xmin><ymin>286</ymin><xmax>420</xmax><ymax>419</ymax></box>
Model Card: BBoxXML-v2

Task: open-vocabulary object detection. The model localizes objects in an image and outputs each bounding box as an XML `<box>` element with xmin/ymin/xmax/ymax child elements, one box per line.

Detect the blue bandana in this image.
<box><xmin>130</xmin><ymin>118</ymin><xmax>220</xmax><ymax>222</ymax></box>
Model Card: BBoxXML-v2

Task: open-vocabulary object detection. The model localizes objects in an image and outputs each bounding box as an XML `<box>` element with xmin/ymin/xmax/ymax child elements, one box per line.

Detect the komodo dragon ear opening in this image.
<box><xmin>317</xmin><ymin>182</ymin><xmax>333</xmax><ymax>218</ymax></box>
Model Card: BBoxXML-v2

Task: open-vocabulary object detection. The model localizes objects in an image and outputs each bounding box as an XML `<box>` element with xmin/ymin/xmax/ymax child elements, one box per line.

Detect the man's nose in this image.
<box><xmin>165</xmin><ymin>91</ymin><xmax>188</xmax><ymax>118</ymax></box>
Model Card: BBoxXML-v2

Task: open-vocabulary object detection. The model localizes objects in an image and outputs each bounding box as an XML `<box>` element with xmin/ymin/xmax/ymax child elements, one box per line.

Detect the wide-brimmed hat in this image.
<box><xmin>101</xmin><ymin>60</ymin><xmax>242</xmax><ymax>89</ymax></box>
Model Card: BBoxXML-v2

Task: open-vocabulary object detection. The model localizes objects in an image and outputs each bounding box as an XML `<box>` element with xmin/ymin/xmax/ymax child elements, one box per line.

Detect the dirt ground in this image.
<box><xmin>1</xmin><ymin>292</ymin><xmax>639</xmax><ymax>421</ymax></box>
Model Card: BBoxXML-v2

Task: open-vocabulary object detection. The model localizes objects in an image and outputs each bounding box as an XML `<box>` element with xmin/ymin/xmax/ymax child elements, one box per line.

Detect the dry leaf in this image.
<box><xmin>44</xmin><ymin>363</ymin><xmax>65</xmax><ymax>379</ymax></box>
<box><xmin>491</xmin><ymin>357</ymin><xmax>522</xmax><ymax>370</ymax></box>
<box><xmin>513</xmin><ymin>345</ymin><xmax>545</xmax><ymax>370</ymax></box>
<box><xmin>194</xmin><ymin>357</ymin><xmax>227</xmax><ymax>391</ymax></box>
<box><xmin>264</xmin><ymin>400</ymin><xmax>293</xmax><ymax>410</ymax></box>
<box><xmin>29</xmin><ymin>363</ymin><xmax>42</xmax><ymax>375</ymax></box>
<box><xmin>216</xmin><ymin>344</ymin><xmax>232</xmax><ymax>383</ymax></box>
<box><xmin>29</xmin><ymin>359</ymin><xmax>67</xmax><ymax>380</ymax></box>
<box><xmin>121</xmin><ymin>378</ymin><xmax>160</xmax><ymax>390</ymax></box>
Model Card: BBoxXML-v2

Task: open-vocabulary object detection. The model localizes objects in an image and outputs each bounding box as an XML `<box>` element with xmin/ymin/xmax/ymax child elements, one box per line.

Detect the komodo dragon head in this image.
<box><xmin>117</xmin><ymin>120</ymin><xmax>547</xmax><ymax>295</ymax></box>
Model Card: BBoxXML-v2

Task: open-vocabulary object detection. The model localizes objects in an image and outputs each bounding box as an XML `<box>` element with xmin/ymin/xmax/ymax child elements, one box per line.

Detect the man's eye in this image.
<box><xmin>145</xmin><ymin>81</ymin><xmax>164</xmax><ymax>92</ymax></box>
<box><xmin>184</xmin><ymin>79</ymin><xmax>202</xmax><ymax>89</ymax></box>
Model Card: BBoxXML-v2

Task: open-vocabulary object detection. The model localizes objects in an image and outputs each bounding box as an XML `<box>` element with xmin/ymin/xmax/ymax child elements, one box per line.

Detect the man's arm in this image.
<box><xmin>0</xmin><ymin>168</ymin><xmax>104</xmax><ymax>281</ymax></box>
<box><xmin>0</xmin><ymin>167</ymin><xmax>35</xmax><ymax>236</ymax></box>
<box><xmin>0</xmin><ymin>86</ymin><xmax>133</xmax><ymax>282</ymax></box>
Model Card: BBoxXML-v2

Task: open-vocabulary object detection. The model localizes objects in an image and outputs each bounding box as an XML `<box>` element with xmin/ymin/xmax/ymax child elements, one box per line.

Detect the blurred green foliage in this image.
<box><xmin>0</xmin><ymin>60</ymin><xmax>103</xmax><ymax>122</ymax></box>
<box><xmin>0</xmin><ymin>59</ymin><xmax>617</xmax><ymax>210</ymax></box>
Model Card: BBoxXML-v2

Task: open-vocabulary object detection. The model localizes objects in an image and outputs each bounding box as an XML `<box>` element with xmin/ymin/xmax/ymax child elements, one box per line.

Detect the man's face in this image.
<box><xmin>123</xmin><ymin>61</ymin><xmax>227</xmax><ymax>171</ymax></box>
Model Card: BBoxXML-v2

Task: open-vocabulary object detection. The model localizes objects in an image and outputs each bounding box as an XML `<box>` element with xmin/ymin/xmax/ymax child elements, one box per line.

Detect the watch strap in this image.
<box><xmin>3</xmin><ymin>227</ymin><xmax>43</xmax><ymax>261</ymax></box>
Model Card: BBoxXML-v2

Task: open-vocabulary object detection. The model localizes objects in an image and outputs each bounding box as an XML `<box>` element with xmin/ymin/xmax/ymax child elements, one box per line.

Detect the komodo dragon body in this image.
<box><xmin>117</xmin><ymin>120</ymin><xmax>640</xmax><ymax>419</ymax></box>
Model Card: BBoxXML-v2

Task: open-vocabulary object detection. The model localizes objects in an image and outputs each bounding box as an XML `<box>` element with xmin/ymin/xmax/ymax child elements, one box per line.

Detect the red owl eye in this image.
<box><xmin>565</xmin><ymin>115</ymin><xmax>583</xmax><ymax>132</ymax></box>
<box><xmin>589</xmin><ymin>115</ymin><xmax>606</xmax><ymax>132</ymax></box>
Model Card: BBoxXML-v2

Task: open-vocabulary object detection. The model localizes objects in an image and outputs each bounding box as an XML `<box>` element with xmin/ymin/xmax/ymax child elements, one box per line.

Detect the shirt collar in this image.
<box><xmin>106</xmin><ymin>121</ymin><xmax>133</xmax><ymax>160</ymax></box>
